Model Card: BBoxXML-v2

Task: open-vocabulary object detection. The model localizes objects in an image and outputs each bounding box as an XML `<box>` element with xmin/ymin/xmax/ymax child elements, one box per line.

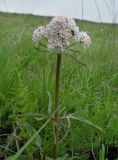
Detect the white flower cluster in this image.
<box><xmin>45</xmin><ymin>16</ymin><xmax>80</xmax><ymax>52</ymax></box>
<box><xmin>32</xmin><ymin>16</ymin><xmax>91</xmax><ymax>52</ymax></box>
<box><xmin>32</xmin><ymin>26</ymin><xmax>45</xmax><ymax>44</ymax></box>
<box><xmin>79</xmin><ymin>31</ymin><xmax>91</xmax><ymax>48</ymax></box>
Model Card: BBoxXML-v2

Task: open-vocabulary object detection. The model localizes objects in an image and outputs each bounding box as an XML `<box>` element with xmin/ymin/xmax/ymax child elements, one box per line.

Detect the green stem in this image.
<box><xmin>53</xmin><ymin>53</ymin><xmax>62</xmax><ymax>159</ymax></box>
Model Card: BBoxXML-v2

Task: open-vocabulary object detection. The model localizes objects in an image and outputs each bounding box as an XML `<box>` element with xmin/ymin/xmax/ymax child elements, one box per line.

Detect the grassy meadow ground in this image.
<box><xmin>0</xmin><ymin>12</ymin><xmax>118</xmax><ymax>159</ymax></box>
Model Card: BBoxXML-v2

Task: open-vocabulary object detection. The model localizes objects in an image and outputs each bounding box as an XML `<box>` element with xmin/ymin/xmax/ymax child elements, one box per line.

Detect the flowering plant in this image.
<box><xmin>32</xmin><ymin>16</ymin><xmax>91</xmax><ymax>159</ymax></box>
<box><xmin>6</xmin><ymin>17</ymin><xmax>104</xmax><ymax>160</ymax></box>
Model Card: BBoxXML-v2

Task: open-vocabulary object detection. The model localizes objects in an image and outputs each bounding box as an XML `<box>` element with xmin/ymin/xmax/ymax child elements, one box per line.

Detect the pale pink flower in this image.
<box><xmin>32</xmin><ymin>26</ymin><xmax>45</xmax><ymax>44</ymax></box>
<box><xmin>44</xmin><ymin>16</ymin><xmax>79</xmax><ymax>52</ymax></box>
<box><xmin>32</xmin><ymin>16</ymin><xmax>91</xmax><ymax>52</ymax></box>
<box><xmin>79</xmin><ymin>31</ymin><xmax>91</xmax><ymax>47</ymax></box>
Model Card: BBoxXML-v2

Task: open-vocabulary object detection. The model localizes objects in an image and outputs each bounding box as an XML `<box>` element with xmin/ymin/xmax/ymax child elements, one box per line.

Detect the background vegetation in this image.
<box><xmin>0</xmin><ymin>12</ymin><xmax>118</xmax><ymax>159</ymax></box>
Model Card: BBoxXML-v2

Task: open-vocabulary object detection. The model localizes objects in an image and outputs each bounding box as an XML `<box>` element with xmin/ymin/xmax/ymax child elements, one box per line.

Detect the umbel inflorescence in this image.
<box><xmin>32</xmin><ymin>16</ymin><xmax>91</xmax><ymax>52</ymax></box>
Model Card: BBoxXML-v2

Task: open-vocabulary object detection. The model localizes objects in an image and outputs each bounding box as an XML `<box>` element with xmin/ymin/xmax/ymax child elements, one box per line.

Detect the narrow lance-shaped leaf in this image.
<box><xmin>64</xmin><ymin>113</ymin><xmax>105</xmax><ymax>133</ymax></box>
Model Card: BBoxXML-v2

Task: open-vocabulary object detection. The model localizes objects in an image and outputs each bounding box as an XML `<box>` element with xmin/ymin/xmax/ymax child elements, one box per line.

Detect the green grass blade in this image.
<box><xmin>70</xmin><ymin>114</ymin><xmax>105</xmax><ymax>133</ymax></box>
<box><xmin>6</xmin><ymin>109</ymin><xmax>59</xmax><ymax>160</ymax></box>
<box><xmin>99</xmin><ymin>144</ymin><xmax>105</xmax><ymax>160</ymax></box>
<box><xmin>47</xmin><ymin>91</ymin><xmax>52</xmax><ymax>115</ymax></box>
